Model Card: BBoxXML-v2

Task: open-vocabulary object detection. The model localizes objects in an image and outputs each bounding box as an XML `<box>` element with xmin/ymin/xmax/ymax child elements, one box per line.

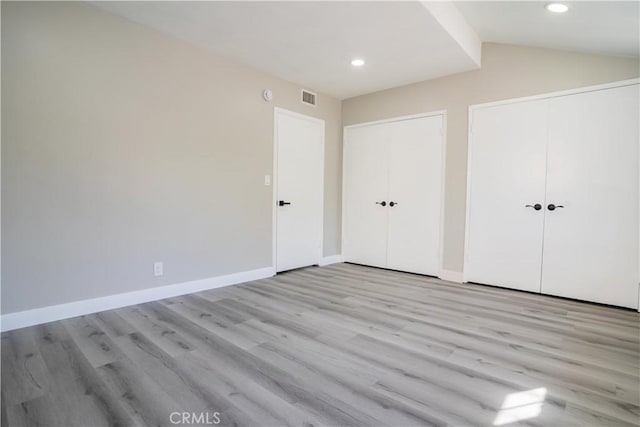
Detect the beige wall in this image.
<box><xmin>343</xmin><ymin>43</ymin><xmax>639</xmax><ymax>273</ymax></box>
<box><xmin>1</xmin><ymin>2</ymin><xmax>342</xmax><ymax>314</ymax></box>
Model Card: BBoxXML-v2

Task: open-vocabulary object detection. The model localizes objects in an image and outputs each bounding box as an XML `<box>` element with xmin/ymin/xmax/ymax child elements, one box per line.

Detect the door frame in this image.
<box><xmin>272</xmin><ymin>107</ymin><xmax>325</xmax><ymax>271</ymax></box>
<box><xmin>341</xmin><ymin>110</ymin><xmax>448</xmax><ymax>277</ymax></box>
<box><xmin>463</xmin><ymin>78</ymin><xmax>639</xmax><ymax>284</ymax></box>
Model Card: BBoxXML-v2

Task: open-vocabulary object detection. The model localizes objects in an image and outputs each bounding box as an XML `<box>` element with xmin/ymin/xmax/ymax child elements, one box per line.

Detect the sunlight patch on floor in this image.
<box><xmin>493</xmin><ymin>387</ymin><xmax>547</xmax><ymax>425</ymax></box>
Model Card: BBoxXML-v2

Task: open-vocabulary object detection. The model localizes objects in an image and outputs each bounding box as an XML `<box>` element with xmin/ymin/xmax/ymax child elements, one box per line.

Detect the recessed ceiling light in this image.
<box><xmin>351</xmin><ymin>59</ymin><xmax>365</xmax><ymax>67</ymax></box>
<box><xmin>545</xmin><ymin>3</ymin><xmax>569</xmax><ymax>13</ymax></box>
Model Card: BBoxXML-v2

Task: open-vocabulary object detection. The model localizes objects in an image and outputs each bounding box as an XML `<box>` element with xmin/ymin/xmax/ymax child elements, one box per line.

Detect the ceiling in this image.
<box><xmin>455</xmin><ymin>1</ymin><xmax>639</xmax><ymax>58</ymax></box>
<box><xmin>91</xmin><ymin>1</ymin><xmax>481</xmax><ymax>99</ymax></box>
<box><xmin>92</xmin><ymin>1</ymin><xmax>639</xmax><ymax>100</ymax></box>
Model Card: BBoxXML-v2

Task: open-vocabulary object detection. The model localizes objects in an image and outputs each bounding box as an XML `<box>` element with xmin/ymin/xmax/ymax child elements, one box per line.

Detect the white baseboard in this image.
<box><xmin>0</xmin><ymin>266</ymin><xmax>275</xmax><ymax>332</ymax></box>
<box><xmin>318</xmin><ymin>254</ymin><xmax>343</xmax><ymax>266</ymax></box>
<box><xmin>439</xmin><ymin>269</ymin><xmax>464</xmax><ymax>283</ymax></box>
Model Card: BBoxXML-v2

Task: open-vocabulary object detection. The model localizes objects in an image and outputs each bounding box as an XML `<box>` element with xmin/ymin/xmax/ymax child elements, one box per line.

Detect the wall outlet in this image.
<box><xmin>154</xmin><ymin>262</ymin><xmax>163</xmax><ymax>277</ymax></box>
<box><xmin>264</xmin><ymin>175</ymin><xmax>271</xmax><ymax>186</ymax></box>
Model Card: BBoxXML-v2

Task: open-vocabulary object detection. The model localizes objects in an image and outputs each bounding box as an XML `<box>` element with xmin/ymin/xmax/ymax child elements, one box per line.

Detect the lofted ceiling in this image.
<box><xmin>91</xmin><ymin>1</ymin><xmax>481</xmax><ymax>99</ymax></box>
<box><xmin>455</xmin><ymin>1</ymin><xmax>639</xmax><ymax>58</ymax></box>
<box><xmin>91</xmin><ymin>1</ymin><xmax>639</xmax><ymax>100</ymax></box>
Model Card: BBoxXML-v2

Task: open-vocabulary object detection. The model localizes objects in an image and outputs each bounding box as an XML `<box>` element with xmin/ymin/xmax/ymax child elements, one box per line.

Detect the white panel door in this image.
<box><xmin>275</xmin><ymin>110</ymin><xmax>324</xmax><ymax>272</ymax></box>
<box><xmin>542</xmin><ymin>85</ymin><xmax>639</xmax><ymax>308</ymax></box>
<box><xmin>343</xmin><ymin>124</ymin><xmax>389</xmax><ymax>268</ymax></box>
<box><xmin>386</xmin><ymin>116</ymin><xmax>443</xmax><ymax>275</ymax></box>
<box><xmin>466</xmin><ymin>100</ymin><xmax>549</xmax><ymax>292</ymax></box>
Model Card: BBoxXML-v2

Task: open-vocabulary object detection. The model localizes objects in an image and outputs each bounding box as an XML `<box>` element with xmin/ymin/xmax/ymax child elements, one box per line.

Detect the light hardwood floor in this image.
<box><xmin>2</xmin><ymin>263</ymin><xmax>639</xmax><ymax>426</ymax></box>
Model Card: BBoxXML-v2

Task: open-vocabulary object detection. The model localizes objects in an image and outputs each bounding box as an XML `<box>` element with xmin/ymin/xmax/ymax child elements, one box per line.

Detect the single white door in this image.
<box><xmin>275</xmin><ymin>109</ymin><xmax>324</xmax><ymax>272</ymax></box>
<box><xmin>386</xmin><ymin>116</ymin><xmax>444</xmax><ymax>275</ymax></box>
<box><xmin>542</xmin><ymin>85</ymin><xmax>639</xmax><ymax>308</ymax></box>
<box><xmin>342</xmin><ymin>123</ymin><xmax>390</xmax><ymax>268</ymax></box>
<box><xmin>465</xmin><ymin>99</ymin><xmax>549</xmax><ymax>292</ymax></box>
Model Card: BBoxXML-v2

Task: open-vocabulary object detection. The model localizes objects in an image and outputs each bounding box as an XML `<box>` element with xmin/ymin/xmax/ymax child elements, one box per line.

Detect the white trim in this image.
<box><xmin>470</xmin><ymin>78</ymin><xmax>639</xmax><ymax>111</ymax></box>
<box><xmin>0</xmin><ymin>266</ymin><xmax>275</xmax><ymax>332</ymax></box>
<box><xmin>343</xmin><ymin>110</ymin><xmax>447</xmax><ymax>130</ymax></box>
<box><xmin>437</xmin><ymin>112</ymin><xmax>448</xmax><ymax>280</ymax></box>
<box><xmin>340</xmin><ymin>124</ymin><xmax>348</xmax><ymax>262</ymax></box>
<box><xmin>318</xmin><ymin>255</ymin><xmax>343</xmax><ymax>266</ymax></box>
<box><xmin>342</xmin><ymin>110</ymin><xmax>447</xmax><ymax>277</ymax></box>
<box><xmin>319</xmin><ymin>123</ymin><xmax>326</xmax><ymax>269</ymax></box>
<box><xmin>273</xmin><ymin>107</ymin><xmax>325</xmax><ymax>273</ymax></box>
<box><xmin>463</xmin><ymin>103</ymin><xmax>475</xmax><ymax>283</ymax></box>
<box><xmin>463</xmin><ymin>79</ymin><xmax>639</xmax><ymax>284</ymax></box>
<box><xmin>439</xmin><ymin>269</ymin><xmax>464</xmax><ymax>283</ymax></box>
<box><xmin>274</xmin><ymin>107</ymin><xmax>325</xmax><ymax>126</ymax></box>
<box><xmin>272</xmin><ymin>108</ymin><xmax>278</xmax><ymax>271</ymax></box>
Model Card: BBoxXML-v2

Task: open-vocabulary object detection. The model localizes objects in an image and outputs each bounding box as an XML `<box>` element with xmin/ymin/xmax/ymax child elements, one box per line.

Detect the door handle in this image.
<box><xmin>547</xmin><ymin>204</ymin><xmax>564</xmax><ymax>211</ymax></box>
<box><xmin>525</xmin><ymin>204</ymin><xmax>542</xmax><ymax>211</ymax></box>
<box><xmin>389</xmin><ymin>201</ymin><xmax>398</xmax><ymax>207</ymax></box>
<box><xmin>375</xmin><ymin>201</ymin><xmax>387</xmax><ymax>206</ymax></box>
<box><xmin>278</xmin><ymin>200</ymin><xmax>291</xmax><ymax>206</ymax></box>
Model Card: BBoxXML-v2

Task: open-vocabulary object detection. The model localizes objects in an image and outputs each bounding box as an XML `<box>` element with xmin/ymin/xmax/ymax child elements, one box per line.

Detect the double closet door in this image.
<box><xmin>343</xmin><ymin>114</ymin><xmax>444</xmax><ymax>276</ymax></box>
<box><xmin>465</xmin><ymin>83</ymin><xmax>639</xmax><ymax>308</ymax></box>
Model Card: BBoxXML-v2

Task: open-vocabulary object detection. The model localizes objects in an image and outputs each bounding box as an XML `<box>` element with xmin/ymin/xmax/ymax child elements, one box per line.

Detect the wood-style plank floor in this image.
<box><xmin>2</xmin><ymin>263</ymin><xmax>639</xmax><ymax>426</ymax></box>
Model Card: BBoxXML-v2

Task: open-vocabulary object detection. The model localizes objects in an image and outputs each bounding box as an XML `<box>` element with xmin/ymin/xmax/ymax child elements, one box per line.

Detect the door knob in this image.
<box><xmin>375</xmin><ymin>201</ymin><xmax>387</xmax><ymax>206</ymax></box>
<box><xmin>389</xmin><ymin>201</ymin><xmax>398</xmax><ymax>207</ymax></box>
<box><xmin>526</xmin><ymin>204</ymin><xmax>542</xmax><ymax>211</ymax></box>
<box><xmin>278</xmin><ymin>200</ymin><xmax>291</xmax><ymax>206</ymax></box>
<box><xmin>547</xmin><ymin>204</ymin><xmax>564</xmax><ymax>211</ymax></box>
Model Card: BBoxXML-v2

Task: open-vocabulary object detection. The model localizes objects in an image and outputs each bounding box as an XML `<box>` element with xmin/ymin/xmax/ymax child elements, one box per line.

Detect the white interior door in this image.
<box><xmin>386</xmin><ymin>116</ymin><xmax>443</xmax><ymax>275</ymax></box>
<box><xmin>465</xmin><ymin>99</ymin><xmax>549</xmax><ymax>292</ymax></box>
<box><xmin>342</xmin><ymin>123</ymin><xmax>389</xmax><ymax>268</ymax></box>
<box><xmin>275</xmin><ymin>109</ymin><xmax>324</xmax><ymax>272</ymax></box>
<box><xmin>542</xmin><ymin>85</ymin><xmax>639</xmax><ymax>308</ymax></box>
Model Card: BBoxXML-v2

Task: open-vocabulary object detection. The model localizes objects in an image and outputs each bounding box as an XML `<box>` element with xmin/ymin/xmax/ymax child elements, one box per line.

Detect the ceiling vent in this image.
<box><xmin>302</xmin><ymin>89</ymin><xmax>317</xmax><ymax>107</ymax></box>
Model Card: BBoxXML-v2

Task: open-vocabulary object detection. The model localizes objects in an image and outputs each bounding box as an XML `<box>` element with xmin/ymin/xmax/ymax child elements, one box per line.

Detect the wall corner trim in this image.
<box><xmin>0</xmin><ymin>266</ymin><xmax>276</xmax><ymax>332</ymax></box>
<box><xmin>318</xmin><ymin>255</ymin><xmax>343</xmax><ymax>266</ymax></box>
<box><xmin>439</xmin><ymin>269</ymin><xmax>465</xmax><ymax>283</ymax></box>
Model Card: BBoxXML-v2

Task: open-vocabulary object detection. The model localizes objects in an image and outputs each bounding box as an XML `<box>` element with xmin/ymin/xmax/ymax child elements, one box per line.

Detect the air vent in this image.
<box><xmin>302</xmin><ymin>89</ymin><xmax>317</xmax><ymax>107</ymax></box>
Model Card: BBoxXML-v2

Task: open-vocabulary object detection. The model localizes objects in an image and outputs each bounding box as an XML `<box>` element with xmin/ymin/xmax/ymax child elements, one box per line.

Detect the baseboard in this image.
<box><xmin>0</xmin><ymin>266</ymin><xmax>275</xmax><ymax>332</ymax></box>
<box><xmin>318</xmin><ymin>254</ymin><xmax>343</xmax><ymax>266</ymax></box>
<box><xmin>439</xmin><ymin>269</ymin><xmax>464</xmax><ymax>283</ymax></box>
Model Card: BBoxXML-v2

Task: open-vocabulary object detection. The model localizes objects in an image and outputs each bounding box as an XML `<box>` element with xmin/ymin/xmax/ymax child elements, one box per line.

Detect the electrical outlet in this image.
<box><xmin>154</xmin><ymin>262</ymin><xmax>163</xmax><ymax>277</ymax></box>
<box><xmin>264</xmin><ymin>175</ymin><xmax>271</xmax><ymax>186</ymax></box>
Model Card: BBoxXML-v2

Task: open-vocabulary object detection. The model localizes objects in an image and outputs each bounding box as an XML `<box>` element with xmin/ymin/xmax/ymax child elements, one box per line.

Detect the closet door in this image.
<box><xmin>386</xmin><ymin>116</ymin><xmax>443</xmax><ymax>275</ymax></box>
<box><xmin>343</xmin><ymin>124</ymin><xmax>389</xmax><ymax>268</ymax></box>
<box><xmin>465</xmin><ymin>100</ymin><xmax>548</xmax><ymax>292</ymax></box>
<box><xmin>542</xmin><ymin>85</ymin><xmax>639</xmax><ymax>308</ymax></box>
